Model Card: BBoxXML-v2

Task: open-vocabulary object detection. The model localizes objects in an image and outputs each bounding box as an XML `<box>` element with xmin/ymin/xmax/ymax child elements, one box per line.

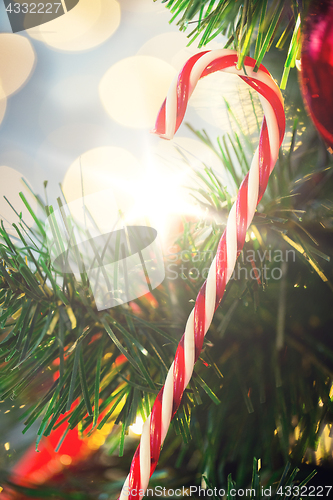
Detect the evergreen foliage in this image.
<box><xmin>1</xmin><ymin>0</ymin><xmax>333</xmax><ymax>497</ymax></box>
<box><xmin>160</xmin><ymin>0</ymin><xmax>310</xmax><ymax>88</ymax></box>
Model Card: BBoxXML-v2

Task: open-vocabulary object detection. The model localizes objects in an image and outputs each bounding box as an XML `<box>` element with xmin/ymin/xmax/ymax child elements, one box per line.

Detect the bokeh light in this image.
<box><xmin>61</xmin><ymin>143</ymin><xmax>211</xmax><ymax>244</ymax></box>
<box><xmin>0</xmin><ymin>166</ymin><xmax>38</xmax><ymax>234</ymax></box>
<box><xmin>129</xmin><ymin>416</ymin><xmax>144</xmax><ymax>436</ymax></box>
<box><xmin>0</xmin><ymin>34</ymin><xmax>35</xmax><ymax>97</ymax></box>
<box><xmin>121</xmin><ymin>0</ymin><xmax>164</xmax><ymax>13</ymax></box>
<box><xmin>59</xmin><ymin>455</ymin><xmax>72</xmax><ymax>466</ymax></box>
<box><xmin>151</xmin><ymin>135</ymin><xmax>233</xmax><ymax>195</ymax></box>
<box><xmin>62</xmin><ymin>146</ymin><xmax>142</xmax><ymax>228</ymax></box>
<box><xmin>28</xmin><ymin>0</ymin><xmax>120</xmax><ymax>52</ymax></box>
<box><xmin>34</xmin><ymin>123</ymin><xmax>111</xmax><ymax>199</ymax></box>
<box><xmin>99</xmin><ymin>55</ymin><xmax>176</xmax><ymax>129</ymax></box>
<box><xmin>0</xmin><ymin>90</ymin><xmax>7</xmax><ymax>127</ymax></box>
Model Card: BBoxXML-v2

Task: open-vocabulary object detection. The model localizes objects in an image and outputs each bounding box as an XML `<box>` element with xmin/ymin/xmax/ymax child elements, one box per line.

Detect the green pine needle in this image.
<box><xmin>160</xmin><ymin>0</ymin><xmax>312</xmax><ymax>88</ymax></box>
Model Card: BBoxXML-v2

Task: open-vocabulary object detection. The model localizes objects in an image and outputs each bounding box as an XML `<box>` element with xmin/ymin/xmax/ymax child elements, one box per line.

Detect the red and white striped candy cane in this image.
<box><xmin>118</xmin><ymin>49</ymin><xmax>285</xmax><ymax>500</ymax></box>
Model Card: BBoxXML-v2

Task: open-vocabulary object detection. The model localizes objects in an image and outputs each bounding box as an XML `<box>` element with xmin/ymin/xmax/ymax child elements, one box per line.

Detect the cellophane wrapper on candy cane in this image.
<box><xmin>118</xmin><ymin>49</ymin><xmax>286</xmax><ymax>500</ymax></box>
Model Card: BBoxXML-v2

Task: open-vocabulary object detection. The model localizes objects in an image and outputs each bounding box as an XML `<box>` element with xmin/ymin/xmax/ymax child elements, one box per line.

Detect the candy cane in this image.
<box><xmin>118</xmin><ymin>49</ymin><xmax>285</xmax><ymax>500</ymax></box>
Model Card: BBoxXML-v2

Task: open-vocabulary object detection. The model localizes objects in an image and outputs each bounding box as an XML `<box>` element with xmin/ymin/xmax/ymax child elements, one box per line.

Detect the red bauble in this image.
<box><xmin>300</xmin><ymin>0</ymin><xmax>333</xmax><ymax>151</ymax></box>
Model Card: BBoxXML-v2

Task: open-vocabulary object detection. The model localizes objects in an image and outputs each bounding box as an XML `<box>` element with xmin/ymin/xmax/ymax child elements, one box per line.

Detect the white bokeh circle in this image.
<box><xmin>0</xmin><ymin>91</ymin><xmax>7</xmax><ymax>127</ymax></box>
<box><xmin>121</xmin><ymin>0</ymin><xmax>164</xmax><ymax>13</ymax></box>
<box><xmin>62</xmin><ymin>146</ymin><xmax>142</xmax><ymax>226</ymax></box>
<box><xmin>28</xmin><ymin>0</ymin><xmax>120</xmax><ymax>52</ymax></box>
<box><xmin>99</xmin><ymin>56</ymin><xmax>176</xmax><ymax>129</ymax></box>
<box><xmin>150</xmin><ymin>135</ymin><xmax>234</xmax><ymax>198</ymax></box>
<box><xmin>0</xmin><ymin>34</ymin><xmax>35</xmax><ymax>98</ymax></box>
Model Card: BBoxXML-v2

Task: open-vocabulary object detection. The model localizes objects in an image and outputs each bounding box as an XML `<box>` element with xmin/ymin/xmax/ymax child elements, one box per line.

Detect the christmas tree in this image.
<box><xmin>0</xmin><ymin>1</ymin><xmax>333</xmax><ymax>499</ymax></box>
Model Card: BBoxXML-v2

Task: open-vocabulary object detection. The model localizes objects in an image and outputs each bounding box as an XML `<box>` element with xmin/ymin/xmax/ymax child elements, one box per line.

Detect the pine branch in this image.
<box><xmin>160</xmin><ymin>0</ymin><xmax>310</xmax><ymax>87</ymax></box>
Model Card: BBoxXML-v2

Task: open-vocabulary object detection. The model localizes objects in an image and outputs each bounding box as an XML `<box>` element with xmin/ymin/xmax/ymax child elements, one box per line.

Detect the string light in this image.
<box><xmin>129</xmin><ymin>416</ymin><xmax>144</xmax><ymax>436</ymax></box>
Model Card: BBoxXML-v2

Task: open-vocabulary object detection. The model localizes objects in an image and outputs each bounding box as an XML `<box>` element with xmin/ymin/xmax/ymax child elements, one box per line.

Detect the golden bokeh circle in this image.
<box><xmin>28</xmin><ymin>0</ymin><xmax>120</xmax><ymax>52</ymax></box>
<box><xmin>121</xmin><ymin>0</ymin><xmax>164</xmax><ymax>12</ymax></box>
<box><xmin>0</xmin><ymin>90</ymin><xmax>7</xmax><ymax>126</ymax></box>
<box><xmin>62</xmin><ymin>146</ymin><xmax>142</xmax><ymax>229</ymax></box>
<box><xmin>0</xmin><ymin>34</ymin><xmax>35</xmax><ymax>97</ymax></box>
<box><xmin>99</xmin><ymin>55</ymin><xmax>176</xmax><ymax>129</ymax></box>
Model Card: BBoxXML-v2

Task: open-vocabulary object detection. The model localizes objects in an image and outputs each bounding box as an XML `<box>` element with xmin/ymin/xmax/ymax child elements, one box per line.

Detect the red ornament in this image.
<box><xmin>300</xmin><ymin>0</ymin><xmax>333</xmax><ymax>151</ymax></box>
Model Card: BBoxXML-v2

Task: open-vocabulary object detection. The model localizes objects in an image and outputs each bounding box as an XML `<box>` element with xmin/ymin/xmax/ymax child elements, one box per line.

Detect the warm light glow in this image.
<box><xmin>99</xmin><ymin>55</ymin><xmax>176</xmax><ymax>128</ymax></box>
<box><xmin>294</xmin><ymin>425</ymin><xmax>300</xmax><ymax>440</ymax></box>
<box><xmin>87</xmin><ymin>431</ymin><xmax>106</xmax><ymax>450</ymax></box>
<box><xmin>28</xmin><ymin>0</ymin><xmax>120</xmax><ymax>52</ymax></box>
<box><xmin>61</xmin><ymin>137</ymin><xmax>227</xmax><ymax>245</ymax></box>
<box><xmin>0</xmin><ymin>34</ymin><xmax>35</xmax><ymax>97</ymax></box>
<box><xmin>60</xmin><ymin>454</ymin><xmax>72</xmax><ymax>466</ymax></box>
<box><xmin>100</xmin><ymin>422</ymin><xmax>114</xmax><ymax>436</ymax></box>
<box><xmin>63</xmin><ymin>146</ymin><xmax>141</xmax><ymax>203</ymax></box>
<box><xmin>122</xmin><ymin>0</ymin><xmax>164</xmax><ymax>13</ymax></box>
<box><xmin>315</xmin><ymin>424</ymin><xmax>333</xmax><ymax>462</ymax></box>
<box><xmin>0</xmin><ymin>166</ymin><xmax>38</xmax><ymax>235</ymax></box>
<box><xmin>130</xmin><ymin>415</ymin><xmax>144</xmax><ymax>436</ymax></box>
<box><xmin>62</xmin><ymin>146</ymin><xmax>141</xmax><ymax>232</ymax></box>
<box><xmin>148</xmin><ymin>135</ymin><xmax>235</xmax><ymax>238</ymax></box>
<box><xmin>4</xmin><ymin>442</ymin><xmax>10</xmax><ymax>451</ymax></box>
<box><xmin>31</xmin><ymin>470</ymin><xmax>49</xmax><ymax>484</ymax></box>
<box><xmin>0</xmin><ymin>89</ymin><xmax>7</xmax><ymax>126</ymax></box>
<box><xmin>125</xmin><ymin>153</ymin><xmax>204</xmax><ymax>243</ymax></box>
<box><xmin>152</xmin><ymin>135</ymin><xmax>229</xmax><ymax>186</ymax></box>
<box><xmin>47</xmin><ymin>459</ymin><xmax>63</xmax><ymax>474</ymax></box>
